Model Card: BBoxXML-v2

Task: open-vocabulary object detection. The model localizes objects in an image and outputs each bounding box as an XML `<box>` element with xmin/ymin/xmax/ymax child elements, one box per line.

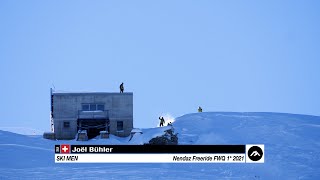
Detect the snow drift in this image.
<box><xmin>0</xmin><ymin>112</ymin><xmax>319</xmax><ymax>179</ymax></box>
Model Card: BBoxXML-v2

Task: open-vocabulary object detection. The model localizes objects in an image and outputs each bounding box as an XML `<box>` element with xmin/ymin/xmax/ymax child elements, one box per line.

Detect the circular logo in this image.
<box><xmin>248</xmin><ymin>146</ymin><xmax>263</xmax><ymax>161</ymax></box>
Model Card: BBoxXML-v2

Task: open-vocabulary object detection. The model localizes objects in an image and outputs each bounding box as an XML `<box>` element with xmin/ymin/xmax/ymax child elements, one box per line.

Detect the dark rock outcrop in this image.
<box><xmin>147</xmin><ymin>126</ymin><xmax>178</xmax><ymax>145</ymax></box>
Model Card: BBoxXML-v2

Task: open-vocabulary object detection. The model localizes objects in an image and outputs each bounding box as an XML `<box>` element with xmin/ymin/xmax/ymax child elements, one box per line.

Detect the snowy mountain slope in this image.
<box><xmin>174</xmin><ymin>112</ymin><xmax>320</xmax><ymax>179</ymax></box>
<box><xmin>0</xmin><ymin>127</ymin><xmax>44</xmax><ymax>135</ymax></box>
<box><xmin>0</xmin><ymin>112</ymin><xmax>319</xmax><ymax>179</ymax></box>
<box><xmin>0</xmin><ymin>130</ymin><xmax>54</xmax><ymax>168</ymax></box>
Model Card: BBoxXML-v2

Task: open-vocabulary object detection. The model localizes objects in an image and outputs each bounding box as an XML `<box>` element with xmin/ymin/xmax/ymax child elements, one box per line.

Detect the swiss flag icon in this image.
<box><xmin>61</xmin><ymin>144</ymin><xmax>70</xmax><ymax>154</ymax></box>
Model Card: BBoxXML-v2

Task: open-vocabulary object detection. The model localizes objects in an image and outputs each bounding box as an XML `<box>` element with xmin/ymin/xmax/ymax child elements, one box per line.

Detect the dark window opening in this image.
<box><xmin>90</xmin><ymin>104</ymin><xmax>97</xmax><ymax>111</ymax></box>
<box><xmin>82</xmin><ymin>104</ymin><xmax>89</xmax><ymax>111</ymax></box>
<box><xmin>64</xmin><ymin>121</ymin><xmax>70</xmax><ymax>128</ymax></box>
<box><xmin>82</xmin><ymin>103</ymin><xmax>105</xmax><ymax>111</ymax></box>
<box><xmin>97</xmin><ymin>104</ymin><xmax>104</xmax><ymax>111</ymax></box>
<box><xmin>117</xmin><ymin>121</ymin><xmax>124</xmax><ymax>131</ymax></box>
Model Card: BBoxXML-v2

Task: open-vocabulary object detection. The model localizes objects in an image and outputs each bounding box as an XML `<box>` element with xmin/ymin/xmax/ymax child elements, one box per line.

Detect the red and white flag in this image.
<box><xmin>61</xmin><ymin>144</ymin><xmax>70</xmax><ymax>154</ymax></box>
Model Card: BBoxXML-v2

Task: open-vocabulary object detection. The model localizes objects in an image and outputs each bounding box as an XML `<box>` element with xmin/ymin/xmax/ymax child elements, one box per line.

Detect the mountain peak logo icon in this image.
<box><xmin>250</xmin><ymin>151</ymin><xmax>260</xmax><ymax>157</ymax></box>
<box><xmin>248</xmin><ymin>146</ymin><xmax>263</xmax><ymax>161</ymax></box>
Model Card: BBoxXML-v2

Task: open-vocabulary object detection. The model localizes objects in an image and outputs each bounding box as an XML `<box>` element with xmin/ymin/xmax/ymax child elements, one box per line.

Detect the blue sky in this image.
<box><xmin>0</xmin><ymin>1</ymin><xmax>319</xmax><ymax>131</ymax></box>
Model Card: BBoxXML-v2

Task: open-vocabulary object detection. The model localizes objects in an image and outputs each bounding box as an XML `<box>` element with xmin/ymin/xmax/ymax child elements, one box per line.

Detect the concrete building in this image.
<box><xmin>49</xmin><ymin>89</ymin><xmax>133</xmax><ymax>140</ymax></box>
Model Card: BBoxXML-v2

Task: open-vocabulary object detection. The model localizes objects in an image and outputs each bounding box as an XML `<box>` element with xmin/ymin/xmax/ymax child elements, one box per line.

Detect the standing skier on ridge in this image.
<box><xmin>120</xmin><ymin>82</ymin><xmax>124</xmax><ymax>93</ymax></box>
<box><xmin>159</xmin><ymin>116</ymin><xmax>165</xmax><ymax>127</ymax></box>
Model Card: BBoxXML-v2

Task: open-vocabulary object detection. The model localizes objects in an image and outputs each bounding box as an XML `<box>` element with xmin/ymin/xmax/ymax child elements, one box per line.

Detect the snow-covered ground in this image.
<box><xmin>0</xmin><ymin>127</ymin><xmax>44</xmax><ymax>135</ymax></box>
<box><xmin>0</xmin><ymin>112</ymin><xmax>319</xmax><ymax>179</ymax></box>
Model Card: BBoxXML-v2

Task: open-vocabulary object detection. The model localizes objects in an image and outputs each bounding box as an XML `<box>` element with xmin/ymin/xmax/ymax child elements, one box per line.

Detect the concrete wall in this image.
<box><xmin>52</xmin><ymin>92</ymin><xmax>133</xmax><ymax>139</ymax></box>
<box><xmin>54</xmin><ymin>118</ymin><xmax>77</xmax><ymax>139</ymax></box>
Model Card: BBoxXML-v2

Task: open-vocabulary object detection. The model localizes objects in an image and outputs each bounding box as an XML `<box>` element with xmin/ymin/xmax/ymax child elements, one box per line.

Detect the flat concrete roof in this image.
<box><xmin>52</xmin><ymin>92</ymin><xmax>133</xmax><ymax>96</ymax></box>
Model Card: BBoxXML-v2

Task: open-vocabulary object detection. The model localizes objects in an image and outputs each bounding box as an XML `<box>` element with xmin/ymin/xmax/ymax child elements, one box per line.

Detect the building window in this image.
<box><xmin>117</xmin><ymin>121</ymin><xmax>123</xmax><ymax>131</ymax></box>
<box><xmin>82</xmin><ymin>104</ymin><xmax>89</xmax><ymax>111</ymax></box>
<box><xmin>64</xmin><ymin>121</ymin><xmax>70</xmax><ymax>128</ymax></box>
<box><xmin>90</xmin><ymin>104</ymin><xmax>97</xmax><ymax>111</ymax></box>
<box><xmin>82</xmin><ymin>104</ymin><xmax>104</xmax><ymax>111</ymax></box>
<box><xmin>97</xmin><ymin>104</ymin><xmax>104</xmax><ymax>111</ymax></box>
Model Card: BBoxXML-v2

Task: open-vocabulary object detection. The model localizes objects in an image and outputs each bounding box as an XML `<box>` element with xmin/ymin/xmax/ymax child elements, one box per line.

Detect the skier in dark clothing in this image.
<box><xmin>159</xmin><ymin>116</ymin><xmax>165</xmax><ymax>127</ymax></box>
<box><xmin>120</xmin><ymin>82</ymin><xmax>124</xmax><ymax>93</ymax></box>
<box><xmin>198</xmin><ymin>106</ymin><xmax>202</xmax><ymax>112</ymax></box>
